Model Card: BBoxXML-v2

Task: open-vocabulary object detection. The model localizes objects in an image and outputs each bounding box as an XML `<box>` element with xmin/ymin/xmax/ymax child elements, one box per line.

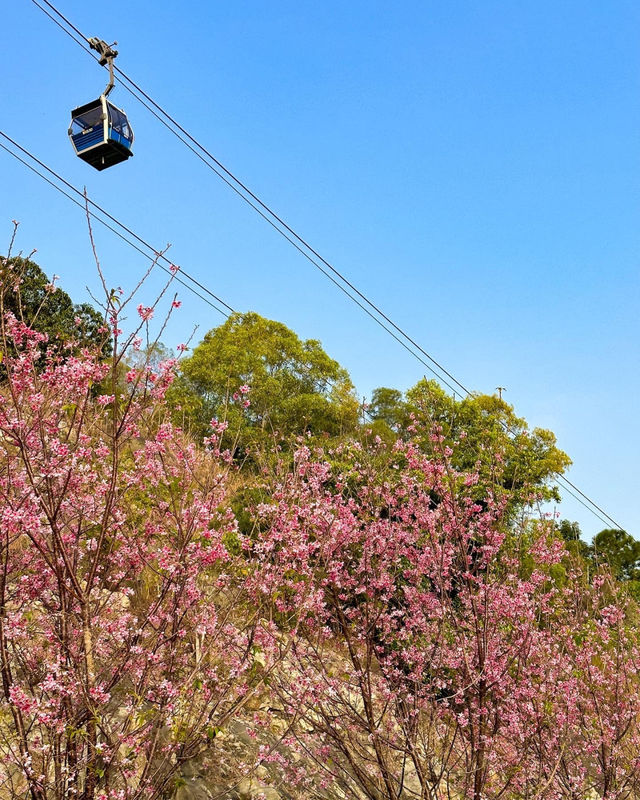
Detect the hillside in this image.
<box><xmin>0</xmin><ymin>260</ymin><xmax>639</xmax><ymax>800</ymax></box>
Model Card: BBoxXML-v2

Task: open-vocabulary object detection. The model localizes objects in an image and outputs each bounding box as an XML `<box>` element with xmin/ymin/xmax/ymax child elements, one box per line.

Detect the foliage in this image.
<box><xmin>249</xmin><ymin>438</ymin><xmax>640</xmax><ymax>800</ymax></box>
<box><xmin>557</xmin><ymin>523</ymin><xmax>640</xmax><ymax>592</ymax></box>
<box><xmin>593</xmin><ymin>528</ymin><xmax>640</xmax><ymax>582</ymax></box>
<box><xmin>370</xmin><ymin>379</ymin><xmax>571</xmax><ymax>515</ymax></box>
<box><xmin>368</xmin><ymin>386</ymin><xmax>409</xmax><ymax>432</ymax></box>
<box><xmin>1</xmin><ymin>249</ymin><xmax>639</xmax><ymax>800</ymax></box>
<box><xmin>0</xmin><ymin>257</ymin><xmax>110</xmax><ymax>356</ymax></box>
<box><xmin>558</xmin><ymin>518</ymin><xmax>592</xmax><ymax>561</ymax></box>
<box><xmin>0</xmin><ymin>305</ymin><xmax>281</xmax><ymax>799</ymax></box>
<box><xmin>170</xmin><ymin>312</ymin><xmax>360</xmax><ymax>451</ymax></box>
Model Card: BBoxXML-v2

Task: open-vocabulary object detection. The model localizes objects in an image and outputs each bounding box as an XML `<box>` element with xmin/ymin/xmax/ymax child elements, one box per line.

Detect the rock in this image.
<box><xmin>236</xmin><ymin>777</ymin><xmax>282</xmax><ymax>800</ymax></box>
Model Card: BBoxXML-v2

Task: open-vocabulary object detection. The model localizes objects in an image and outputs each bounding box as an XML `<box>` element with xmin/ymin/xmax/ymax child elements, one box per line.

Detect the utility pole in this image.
<box><xmin>496</xmin><ymin>386</ymin><xmax>506</xmax><ymax>400</ymax></box>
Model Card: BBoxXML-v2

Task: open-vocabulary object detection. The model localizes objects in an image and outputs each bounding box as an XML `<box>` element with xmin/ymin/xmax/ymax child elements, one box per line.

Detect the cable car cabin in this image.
<box><xmin>69</xmin><ymin>96</ymin><xmax>133</xmax><ymax>171</ymax></box>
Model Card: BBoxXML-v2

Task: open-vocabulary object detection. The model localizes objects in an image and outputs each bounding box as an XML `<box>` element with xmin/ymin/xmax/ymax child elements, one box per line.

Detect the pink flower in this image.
<box><xmin>9</xmin><ymin>685</ymin><xmax>38</xmax><ymax>714</ymax></box>
<box><xmin>137</xmin><ymin>304</ymin><xmax>154</xmax><ymax>322</ymax></box>
<box><xmin>209</xmin><ymin>419</ymin><xmax>229</xmax><ymax>433</ymax></box>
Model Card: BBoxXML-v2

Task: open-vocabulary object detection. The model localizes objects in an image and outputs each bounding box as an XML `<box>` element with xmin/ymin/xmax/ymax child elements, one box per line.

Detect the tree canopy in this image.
<box><xmin>2</xmin><ymin>282</ymin><xmax>640</xmax><ymax>800</ymax></box>
<box><xmin>593</xmin><ymin>528</ymin><xmax>640</xmax><ymax>582</ymax></box>
<box><xmin>171</xmin><ymin>311</ymin><xmax>360</xmax><ymax>449</ymax></box>
<box><xmin>369</xmin><ymin>378</ymin><xmax>571</xmax><ymax>514</ymax></box>
<box><xmin>0</xmin><ymin>257</ymin><xmax>109</xmax><ymax>354</ymax></box>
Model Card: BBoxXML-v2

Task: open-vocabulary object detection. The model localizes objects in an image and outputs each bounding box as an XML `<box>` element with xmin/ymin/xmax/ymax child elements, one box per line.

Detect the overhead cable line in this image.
<box><xmin>28</xmin><ymin>0</ymin><xmax>470</xmax><ymax>399</ymax></box>
<box><xmin>111</xmin><ymin>72</ymin><xmax>473</xmax><ymax>397</ymax></box>
<box><xmin>1</xmin><ymin>137</ymin><xmax>625</xmax><ymax>532</ymax></box>
<box><xmin>0</xmin><ymin>132</ymin><xmax>232</xmax><ymax>318</ymax></box>
<box><xmin>24</xmin><ymin>0</ymin><xmax>628</xmax><ymax>530</ymax></box>
<box><xmin>555</xmin><ymin>475</ymin><xmax>621</xmax><ymax>530</ymax></box>
<box><xmin>552</xmin><ymin>479</ymin><xmax>611</xmax><ymax>530</ymax></box>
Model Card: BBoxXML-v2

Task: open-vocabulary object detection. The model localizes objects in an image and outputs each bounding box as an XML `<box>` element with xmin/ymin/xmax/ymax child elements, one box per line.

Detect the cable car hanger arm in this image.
<box><xmin>69</xmin><ymin>36</ymin><xmax>133</xmax><ymax>170</ymax></box>
<box><xmin>88</xmin><ymin>37</ymin><xmax>118</xmax><ymax>97</ymax></box>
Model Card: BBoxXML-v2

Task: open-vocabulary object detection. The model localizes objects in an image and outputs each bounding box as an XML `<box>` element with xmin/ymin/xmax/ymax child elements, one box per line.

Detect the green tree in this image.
<box><xmin>557</xmin><ymin>518</ymin><xmax>591</xmax><ymax>561</ymax></box>
<box><xmin>171</xmin><ymin>312</ymin><xmax>360</xmax><ymax>450</ymax></box>
<box><xmin>0</xmin><ymin>257</ymin><xmax>109</xmax><ymax>354</ymax></box>
<box><xmin>408</xmin><ymin>380</ymin><xmax>570</xmax><ymax>508</ymax></box>
<box><xmin>592</xmin><ymin>528</ymin><xmax>640</xmax><ymax>582</ymax></box>
<box><xmin>368</xmin><ymin>386</ymin><xmax>410</xmax><ymax>432</ymax></box>
<box><xmin>368</xmin><ymin>379</ymin><xmax>571</xmax><ymax>516</ymax></box>
<box><xmin>558</xmin><ymin>519</ymin><xmax>582</xmax><ymax>542</ymax></box>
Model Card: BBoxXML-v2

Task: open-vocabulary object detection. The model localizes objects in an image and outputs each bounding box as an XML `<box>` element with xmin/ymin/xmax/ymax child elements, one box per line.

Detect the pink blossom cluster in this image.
<box><xmin>246</xmin><ymin>439</ymin><xmax>640</xmax><ymax>800</ymax></box>
<box><xmin>0</xmin><ymin>315</ymin><xmax>278</xmax><ymax>798</ymax></box>
<box><xmin>0</xmin><ymin>310</ymin><xmax>638</xmax><ymax>800</ymax></box>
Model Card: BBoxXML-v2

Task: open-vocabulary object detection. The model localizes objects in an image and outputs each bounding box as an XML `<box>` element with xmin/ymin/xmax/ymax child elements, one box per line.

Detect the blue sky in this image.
<box><xmin>1</xmin><ymin>0</ymin><xmax>639</xmax><ymax>538</ymax></box>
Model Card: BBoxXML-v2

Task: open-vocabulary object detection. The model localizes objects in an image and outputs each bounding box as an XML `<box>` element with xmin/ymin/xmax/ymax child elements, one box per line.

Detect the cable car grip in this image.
<box><xmin>88</xmin><ymin>37</ymin><xmax>119</xmax><ymax>97</ymax></box>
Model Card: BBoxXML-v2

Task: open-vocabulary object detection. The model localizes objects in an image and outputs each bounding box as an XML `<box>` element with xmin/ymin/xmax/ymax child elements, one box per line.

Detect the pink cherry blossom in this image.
<box><xmin>136</xmin><ymin>303</ymin><xmax>154</xmax><ymax>322</ymax></box>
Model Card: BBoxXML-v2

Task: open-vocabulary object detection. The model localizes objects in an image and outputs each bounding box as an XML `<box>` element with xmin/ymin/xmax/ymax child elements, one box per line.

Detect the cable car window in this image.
<box><xmin>71</xmin><ymin>107</ymin><xmax>103</xmax><ymax>136</ymax></box>
<box><xmin>107</xmin><ymin>105</ymin><xmax>132</xmax><ymax>142</ymax></box>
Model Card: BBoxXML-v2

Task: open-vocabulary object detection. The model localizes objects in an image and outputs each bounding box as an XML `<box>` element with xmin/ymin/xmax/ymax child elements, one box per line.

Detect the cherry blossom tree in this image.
<box><xmin>0</xmin><ymin>267</ymin><xmax>280</xmax><ymax>800</ymax></box>
<box><xmin>248</xmin><ymin>435</ymin><xmax>640</xmax><ymax>800</ymax></box>
<box><xmin>1</xmin><ymin>240</ymin><xmax>639</xmax><ymax>800</ymax></box>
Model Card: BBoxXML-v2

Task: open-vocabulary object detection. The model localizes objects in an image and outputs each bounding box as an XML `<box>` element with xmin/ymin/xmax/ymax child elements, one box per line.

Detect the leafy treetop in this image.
<box><xmin>593</xmin><ymin>528</ymin><xmax>640</xmax><ymax>582</ymax></box>
<box><xmin>369</xmin><ymin>378</ymin><xmax>571</xmax><ymax>514</ymax></box>
<box><xmin>172</xmin><ymin>311</ymin><xmax>360</xmax><ymax>449</ymax></box>
<box><xmin>1</xmin><ymin>257</ymin><xmax>109</xmax><ymax>355</ymax></box>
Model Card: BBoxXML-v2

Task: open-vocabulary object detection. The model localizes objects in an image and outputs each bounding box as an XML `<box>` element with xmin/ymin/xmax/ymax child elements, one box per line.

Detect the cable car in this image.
<box><xmin>69</xmin><ymin>96</ymin><xmax>133</xmax><ymax>170</ymax></box>
<box><xmin>69</xmin><ymin>37</ymin><xmax>134</xmax><ymax>171</ymax></box>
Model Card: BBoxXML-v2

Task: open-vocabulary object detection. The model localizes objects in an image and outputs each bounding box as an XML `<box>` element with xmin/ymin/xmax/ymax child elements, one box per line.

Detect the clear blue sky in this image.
<box><xmin>1</xmin><ymin>1</ymin><xmax>639</xmax><ymax>538</ymax></box>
